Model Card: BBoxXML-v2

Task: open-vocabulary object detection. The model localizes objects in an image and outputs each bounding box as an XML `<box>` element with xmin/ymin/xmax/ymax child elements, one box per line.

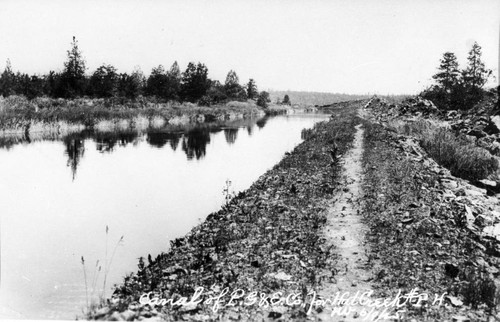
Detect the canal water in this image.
<box><xmin>0</xmin><ymin>113</ymin><xmax>328</xmax><ymax>319</ymax></box>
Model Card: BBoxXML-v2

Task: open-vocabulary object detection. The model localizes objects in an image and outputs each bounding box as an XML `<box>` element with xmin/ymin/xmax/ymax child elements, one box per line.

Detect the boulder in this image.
<box><xmin>467</xmin><ymin>128</ymin><xmax>487</xmax><ymax>138</ymax></box>
<box><xmin>475</xmin><ymin>179</ymin><xmax>500</xmax><ymax>195</ymax></box>
<box><xmin>484</xmin><ymin>115</ymin><xmax>500</xmax><ymax>134</ymax></box>
<box><xmin>464</xmin><ymin>205</ymin><xmax>475</xmax><ymax>225</ymax></box>
<box><xmin>440</xmin><ymin>179</ymin><xmax>458</xmax><ymax>190</ymax></box>
<box><xmin>445</xmin><ymin>263</ymin><xmax>459</xmax><ymax>278</ymax></box>
<box><xmin>477</xmin><ymin>138</ymin><xmax>500</xmax><ymax>156</ymax></box>
<box><xmin>475</xmin><ymin>214</ymin><xmax>494</xmax><ymax>227</ymax></box>
<box><xmin>457</xmin><ymin>187</ymin><xmax>487</xmax><ymax>197</ymax></box>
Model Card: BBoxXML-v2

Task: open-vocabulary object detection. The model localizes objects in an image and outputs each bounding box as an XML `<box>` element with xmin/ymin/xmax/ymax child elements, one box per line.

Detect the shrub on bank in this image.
<box><xmin>420</xmin><ymin>128</ymin><xmax>498</xmax><ymax>181</ymax></box>
<box><xmin>392</xmin><ymin>119</ymin><xmax>498</xmax><ymax>181</ymax></box>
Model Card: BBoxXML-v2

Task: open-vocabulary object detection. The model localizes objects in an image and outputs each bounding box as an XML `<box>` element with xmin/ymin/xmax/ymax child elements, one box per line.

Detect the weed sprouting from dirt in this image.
<box><xmin>81</xmin><ymin>226</ymin><xmax>124</xmax><ymax>318</ymax></box>
<box><xmin>461</xmin><ymin>267</ymin><xmax>498</xmax><ymax>311</ymax></box>
<box><xmin>102</xmin><ymin>233</ymin><xmax>124</xmax><ymax>299</ymax></box>
<box><xmin>222</xmin><ymin>179</ymin><xmax>236</xmax><ymax>204</ymax></box>
<box><xmin>81</xmin><ymin>256</ymin><xmax>89</xmax><ymax>309</ymax></box>
<box><xmin>90</xmin><ymin>260</ymin><xmax>102</xmax><ymax>299</ymax></box>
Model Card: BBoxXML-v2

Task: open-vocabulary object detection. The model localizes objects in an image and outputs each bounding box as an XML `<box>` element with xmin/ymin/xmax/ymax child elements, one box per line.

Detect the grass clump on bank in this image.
<box><xmin>420</xmin><ymin>128</ymin><xmax>498</xmax><ymax>181</ymax></box>
<box><xmin>392</xmin><ymin>118</ymin><xmax>498</xmax><ymax>181</ymax></box>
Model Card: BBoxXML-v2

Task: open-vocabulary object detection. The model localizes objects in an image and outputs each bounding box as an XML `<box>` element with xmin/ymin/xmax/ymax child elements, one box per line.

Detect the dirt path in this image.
<box><xmin>317</xmin><ymin>118</ymin><xmax>375</xmax><ymax>321</ymax></box>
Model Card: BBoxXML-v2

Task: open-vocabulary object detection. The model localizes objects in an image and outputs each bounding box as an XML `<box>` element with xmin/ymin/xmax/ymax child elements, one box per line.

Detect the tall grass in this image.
<box><xmin>394</xmin><ymin>119</ymin><xmax>498</xmax><ymax>181</ymax></box>
<box><xmin>91</xmin><ymin>260</ymin><xmax>101</xmax><ymax>300</ymax></box>
<box><xmin>81</xmin><ymin>256</ymin><xmax>89</xmax><ymax>309</ymax></box>
<box><xmin>102</xmin><ymin>226</ymin><xmax>124</xmax><ymax>299</ymax></box>
<box><xmin>80</xmin><ymin>226</ymin><xmax>124</xmax><ymax>315</ymax></box>
<box><xmin>461</xmin><ymin>267</ymin><xmax>498</xmax><ymax>311</ymax></box>
<box><xmin>420</xmin><ymin>128</ymin><xmax>498</xmax><ymax>181</ymax></box>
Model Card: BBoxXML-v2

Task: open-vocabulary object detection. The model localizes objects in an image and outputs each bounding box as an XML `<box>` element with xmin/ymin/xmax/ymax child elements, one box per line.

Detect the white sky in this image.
<box><xmin>0</xmin><ymin>0</ymin><xmax>498</xmax><ymax>94</ymax></box>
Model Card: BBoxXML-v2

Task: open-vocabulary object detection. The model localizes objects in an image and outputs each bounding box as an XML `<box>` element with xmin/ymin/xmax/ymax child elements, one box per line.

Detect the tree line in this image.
<box><xmin>0</xmin><ymin>37</ymin><xmax>273</xmax><ymax>107</ymax></box>
<box><xmin>422</xmin><ymin>42</ymin><xmax>493</xmax><ymax>110</ymax></box>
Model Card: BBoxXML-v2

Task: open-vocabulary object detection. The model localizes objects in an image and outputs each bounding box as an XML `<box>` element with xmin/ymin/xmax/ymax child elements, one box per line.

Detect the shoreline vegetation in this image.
<box><xmin>0</xmin><ymin>36</ymin><xmax>369</xmax><ymax>139</ymax></box>
<box><xmin>0</xmin><ymin>94</ymin><xmax>369</xmax><ymax>142</ymax></box>
<box><xmin>0</xmin><ymin>95</ymin><xmax>266</xmax><ymax>137</ymax></box>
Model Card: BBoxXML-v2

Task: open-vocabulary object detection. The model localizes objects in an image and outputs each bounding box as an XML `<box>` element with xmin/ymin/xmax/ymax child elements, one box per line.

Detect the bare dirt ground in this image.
<box><xmin>318</xmin><ymin>118</ymin><xmax>377</xmax><ymax>321</ymax></box>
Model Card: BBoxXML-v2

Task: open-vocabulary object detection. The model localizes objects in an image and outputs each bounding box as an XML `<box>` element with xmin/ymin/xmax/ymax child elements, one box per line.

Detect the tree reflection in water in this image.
<box><xmin>146</xmin><ymin>132</ymin><xmax>182</xmax><ymax>151</ymax></box>
<box><xmin>95</xmin><ymin>131</ymin><xmax>139</xmax><ymax>153</ymax></box>
<box><xmin>0</xmin><ymin>115</ymin><xmax>271</xmax><ymax>179</ymax></box>
<box><xmin>181</xmin><ymin>128</ymin><xmax>211</xmax><ymax>160</ymax></box>
<box><xmin>64</xmin><ymin>138</ymin><xmax>85</xmax><ymax>181</ymax></box>
<box><xmin>223</xmin><ymin>128</ymin><xmax>238</xmax><ymax>145</ymax></box>
<box><xmin>256</xmin><ymin>116</ymin><xmax>269</xmax><ymax>129</ymax></box>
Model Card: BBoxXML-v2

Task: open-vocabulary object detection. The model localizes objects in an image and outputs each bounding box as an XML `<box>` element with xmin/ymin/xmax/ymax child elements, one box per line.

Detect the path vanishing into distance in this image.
<box><xmin>318</xmin><ymin>111</ymin><xmax>376</xmax><ymax>321</ymax></box>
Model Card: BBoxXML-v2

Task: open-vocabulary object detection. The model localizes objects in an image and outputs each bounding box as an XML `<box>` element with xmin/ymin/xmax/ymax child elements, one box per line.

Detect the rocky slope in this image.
<box><xmin>362</xmin><ymin>95</ymin><xmax>500</xmax><ymax>321</ymax></box>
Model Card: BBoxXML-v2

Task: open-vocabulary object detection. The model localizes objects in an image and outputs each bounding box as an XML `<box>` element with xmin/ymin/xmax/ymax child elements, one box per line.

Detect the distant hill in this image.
<box><xmin>268</xmin><ymin>91</ymin><xmax>371</xmax><ymax>107</ymax></box>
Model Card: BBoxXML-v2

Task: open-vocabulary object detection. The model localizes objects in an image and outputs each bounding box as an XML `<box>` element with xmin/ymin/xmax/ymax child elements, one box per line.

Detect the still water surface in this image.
<box><xmin>0</xmin><ymin>113</ymin><xmax>328</xmax><ymax>319</ymax></box>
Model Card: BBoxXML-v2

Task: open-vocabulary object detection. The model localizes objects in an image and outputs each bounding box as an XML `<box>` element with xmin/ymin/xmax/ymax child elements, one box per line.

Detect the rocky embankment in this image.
<box><xmin>368</xmin><ymin>90</ymin><xmax>500</xmax><ymax>184</ymax></box>
<box><xmin>362</xmin><ymin>96</ymin><xmax>500</xmax><ymax>321</ymax></box>
<box><xmin>90</xmin><ymin>103</ymin><xmax>362</xmax><ymax>321</ymax></box>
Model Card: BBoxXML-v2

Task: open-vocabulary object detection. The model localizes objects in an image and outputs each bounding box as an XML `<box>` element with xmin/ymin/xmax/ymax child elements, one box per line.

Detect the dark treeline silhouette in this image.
<box><xmin>0</xmin><ymin>37</ymin><xmax>267</xmax><ymax>106</ymax></box>
<box><xmin>421</xmin><ymin>42</ymin><xmax>493</xmax><ymax>110</ymax></box>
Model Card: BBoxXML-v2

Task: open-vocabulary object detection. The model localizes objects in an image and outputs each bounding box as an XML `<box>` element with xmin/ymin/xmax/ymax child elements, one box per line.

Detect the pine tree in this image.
<box><xmin>461</xmin><ymin>42</ymin><xmax>492</xmax><ymax>107</ymax></box>
<box><xmin>166</xmin><ymin>61</ymin><xmax>182</xmax><ymax>100</ymax></box>
<box><xmin>129</xmin><ymin>66</ymin><xmax>146</xmax><ymax>97</ymax></box>
<box><xmin>224</xmin><ymin>70</ymin><xmax>246</xmax><ymax>100</ymax></box>
<box><xmin>463</xmin><ymin>42</ymin><xmax>492</xmax><ymax>90</ymax></box>
<box><xmin>0</xmin><ymin>59</ymin><xmax>15</xmax><ymax>96</ymax></box>
<box><xmin>61</xmin><ymin>36</ymin><xmax>87</xmax><ymax>97</ymax></box>
<box><xmin>282</xmin><ymin>94</ymin><xmax>291</xmax><ymax>105</ymax></box>
<box><xmin>423</xmin><ymin>43</ymin><xmax>492</xmax><ymax>110</ymax></box>
<box><xmin>432</xmin><ymin>52</ymin><xmax>460</xmax><ymax>94</ymax></box>
<box><xmin>246</xmin><ymin>79</ymin><xmax>258</xmax><ymax>100</ymax></box>
<box><xmin>146</xmin><ymin>65</ymin><xmax>168</xmax><ymax>98</ymax></box>
<box><xmin>168</xmin><ymin>61</ymin><xmax>181</xmax><ymax>82</ymax></box>
<box><xmin>180</xmin><ymin>62</ymin><xmax>210</xmax><ymax>103</ymax></box>
<box><xmin>256</xmin><ymin>91</ymin><xmax>270</xmax><ymax>108</ymax></box>
<box><xmin>88</xmin><ymin>64</ymin><xmax>118</xmax><ymax>97</ymax></box>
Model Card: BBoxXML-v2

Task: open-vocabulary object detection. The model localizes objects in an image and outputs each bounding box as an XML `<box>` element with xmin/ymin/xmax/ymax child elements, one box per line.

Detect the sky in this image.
<box><xmin>0</xmin><ymin>0</ymin><xmax>498</xmax><ymax>95</ymax></box>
